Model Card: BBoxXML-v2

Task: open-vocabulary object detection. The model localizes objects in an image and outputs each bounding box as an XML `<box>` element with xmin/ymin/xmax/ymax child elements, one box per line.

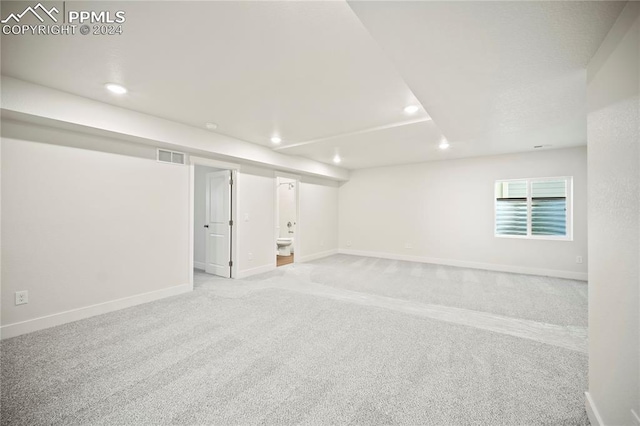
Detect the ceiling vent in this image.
<box><xmin>157</xmin><ymin>149</ymin><xmax>186</xmax><ymax>165</ymax></box>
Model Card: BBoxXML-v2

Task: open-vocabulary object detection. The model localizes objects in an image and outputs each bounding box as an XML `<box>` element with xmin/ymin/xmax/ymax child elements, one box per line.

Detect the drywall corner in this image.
<box><xmin>585</xmin><ymin>392</ymin><xmax>604</xmax><ymax>426</ymax></box>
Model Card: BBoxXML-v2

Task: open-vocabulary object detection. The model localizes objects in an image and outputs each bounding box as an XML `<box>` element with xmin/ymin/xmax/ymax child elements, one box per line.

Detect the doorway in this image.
<box><xmin>275</xmin><ymin>175</ymin><xmax>299</xmax><ymax>267</ymax></box>
<box><xmin>191</xmin><ymin>159</ymin><xmax>239</xmax><ymax>281</ymax></box>
<box><xmin>204</xmin><ymin>169</ymin><xmax>232</xmax><ymax>276</ymax></box>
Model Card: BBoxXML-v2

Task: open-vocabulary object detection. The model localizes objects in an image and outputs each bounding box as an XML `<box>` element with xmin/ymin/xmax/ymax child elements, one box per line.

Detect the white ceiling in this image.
<box><xmin>347</xmin><ymin>1</ymin><xmax>626</xmax><ymax>160</ymax></box>
<box><xmin>1</xmin><ymin>1</ymin><xmax>625</xmax><ymax>170</ymax></box>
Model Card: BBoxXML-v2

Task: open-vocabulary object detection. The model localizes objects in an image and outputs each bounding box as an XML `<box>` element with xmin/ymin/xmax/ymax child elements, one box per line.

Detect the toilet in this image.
<box><xmin>276</xmin><ymin>237</ymin><xmax>294</xmax><ymax>256</ymax></box>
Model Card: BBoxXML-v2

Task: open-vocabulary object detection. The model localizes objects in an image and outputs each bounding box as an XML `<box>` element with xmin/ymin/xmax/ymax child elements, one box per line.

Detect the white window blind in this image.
<box><xmin>531</xmin><ymin>180</ymin><xmax>567</xmax><ymax>236</ymax></box>
<box><xmin>495</xmin><ymin>181</ymin><xmax>527</xmax><ymax>236</ymax></box>
<box><xmin>495</xmin><ymin>177</ymin><xmax>572</xmax><ymax>240</ymax></box>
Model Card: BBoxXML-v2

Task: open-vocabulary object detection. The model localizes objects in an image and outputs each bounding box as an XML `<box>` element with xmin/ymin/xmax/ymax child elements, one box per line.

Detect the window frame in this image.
<box><xmin>494</xmin><ymin>176</ymin><xmax>573</xmax><ymax>241</ymax></box>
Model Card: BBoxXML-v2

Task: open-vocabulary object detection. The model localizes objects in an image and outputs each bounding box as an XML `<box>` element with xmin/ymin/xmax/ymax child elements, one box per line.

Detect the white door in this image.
<box><xmin>205</xmin><ymin>170</ymin><xmax>232</xmax><ymax>277</ymax></box>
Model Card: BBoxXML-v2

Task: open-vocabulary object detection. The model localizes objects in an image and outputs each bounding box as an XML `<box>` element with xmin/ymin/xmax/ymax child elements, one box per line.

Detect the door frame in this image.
<box><xmin>274</xmin><ymin>171</ymin><xmax>301</xmax><ymax>266</ymax></box>
<box><xmin>189</xmin><ymin>156</ymin><xmax>240</xmax><ymax>288</ymax></box>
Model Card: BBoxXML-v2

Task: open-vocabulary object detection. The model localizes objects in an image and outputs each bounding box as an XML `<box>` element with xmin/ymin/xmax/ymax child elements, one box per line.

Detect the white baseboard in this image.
<box><xmin>236</xmin><ymin>264</ymin><xmax>276</xmax><ymax>279</ymax></box>
<box><xmin>585</xmin><ymin>392</ymin><xmax>604</xmax><ymax>426</ymax></box>
<box><xmin>297</xmin><ymin>249</ymin><xmax>338</xmax><ymax>263</ymax></box>
<box><xmin>194</xmin><ymin>261</ymin><xmax>205</xmax><ymax>271</ymax></box>
<box><xmin>338</xmin><ymin>249</ymin><xmax>588</xmax><ymax>281</ymax></box>
<box><xmin>0</xmin><ymin>284</ymin><xmax>191</xmax><ymax>340</ymax></box>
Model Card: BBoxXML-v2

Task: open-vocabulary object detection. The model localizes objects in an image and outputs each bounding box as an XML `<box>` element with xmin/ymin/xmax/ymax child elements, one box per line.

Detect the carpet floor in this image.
<box><xmin>1</xmin><ymin>255</ymin><xmax>588</xmax><ymax>425</ymax></box>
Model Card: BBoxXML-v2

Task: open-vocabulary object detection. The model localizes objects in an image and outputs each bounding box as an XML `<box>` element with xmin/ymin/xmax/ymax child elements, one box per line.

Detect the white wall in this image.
<box><xmin>298</xmin><ymin>177</ymin><xmax>340</xmax><ymax>262</ymax></box>
<box><xmin>0</xmin><ymin>121</ymin><xmax>340</xmax><ymax>340</ymax></box>
<box><xmin>236</xmin><ymin>166</ymin><xmax>276</xmax><ymax>277</ymax></box>
<box><xmin>193</xmin><ymin>164</ymin><xmax>223</xmax><ymax>269</ymax></box>
<box><xmin>234</xmin><ymin>171</ymin><xmax>340</xmax><ymax>275</ymax></box>
<box><xmin>586</xmin><ymin>3</ymin><xmax>640</xmax><ymax>425</ymax></box>
<box><xmin>1</xmin><ymin>137</ymin><xmax>190</xmax><ymax>337</ymax></box>
<box><xmin>1</xmin><ymin>77</ymin><xmax>349</xmax><ymax>182</ymax></box>
<box><xmin>339</xmin><ymin>147</ymin><xmax>587</xmax><ymax>279</ymax></box>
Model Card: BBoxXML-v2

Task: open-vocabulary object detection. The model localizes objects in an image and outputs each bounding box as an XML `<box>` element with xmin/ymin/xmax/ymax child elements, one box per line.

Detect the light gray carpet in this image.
<box><xmin>1</xmin><ymin>255</ymin><xmax>588</xmax><ymax>425</ymax></box>
<box><xmin>302</xmin><ymin>255</ymin><xmax>588</xmax><ymax>327</ymax></box>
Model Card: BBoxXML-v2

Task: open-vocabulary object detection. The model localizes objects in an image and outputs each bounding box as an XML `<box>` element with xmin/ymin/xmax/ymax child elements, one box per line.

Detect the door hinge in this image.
<box><xmin>229</xmin><ymin>260</ymin><xmax>233</xmax><ymax>267</ymax></box>
<box><xmin>229</xmin><ymin>177</ymin><xmax>233</xmax><ymax>185</ymax></box>
<box><xmin>229</xmin><ymin>220</ymin><xmax>233</xmax><ymax>226</ymax></box>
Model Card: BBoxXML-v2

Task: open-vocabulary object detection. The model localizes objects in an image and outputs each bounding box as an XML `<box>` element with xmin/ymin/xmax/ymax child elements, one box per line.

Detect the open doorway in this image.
<box><xmin>276</xmin><ymin>175</ymin><xmax>298</xmax><ymax>267</ymax></box>
<box><xmin>192</xmin><ymin>161</ymin><xmax>238</xmax><ymax>280</ymax></box>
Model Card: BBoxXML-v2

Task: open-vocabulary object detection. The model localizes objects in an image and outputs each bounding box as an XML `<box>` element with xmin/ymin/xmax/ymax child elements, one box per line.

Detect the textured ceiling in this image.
<box><xmin>1</xmin><ymin>1</ymin><xmax>626</xmax><ymax>169</ymax></box>
<box><xmin>1</xmin><ymin>1</ymin><xmax>428</xmax><ymax>150</ymax></box>
<box><xmin>347</xmin><ymin>1</ymin><xmax>626</xmax><ymax>159</ymax></box>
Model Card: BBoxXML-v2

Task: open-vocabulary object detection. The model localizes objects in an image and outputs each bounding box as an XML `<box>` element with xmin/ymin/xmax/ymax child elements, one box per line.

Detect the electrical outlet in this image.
<box><xmin>346</xmin><ymin>240</ymin><xmax>352</xmax><ymax>247</ymax></box>
<box><xmin>576</xmin><ymin>256</ymin><xmax>583</xmax><ymax>264</ymax></box>
<box><xmin>15</xmin><ymin>291</ymin><xmax>28</xmax><ymax>306</ymax></box>
<box><xmin>248</xmin><ymin>252</ymin><xmax>253</xmax><ymax>261</ymax></box>
<box><xmin>404</xmin><ymin>243</ymin><xmax>413</xmax><ymax>249</ymax></box>
<box><xmin>244</xmin><ymin>213</ymin><xmax>249</xmax><ymax>222</ymax></box>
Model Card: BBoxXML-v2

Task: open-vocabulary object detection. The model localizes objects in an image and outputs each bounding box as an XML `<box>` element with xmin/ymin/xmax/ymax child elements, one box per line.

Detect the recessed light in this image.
<box><xmin>404</xmin><ymin>105</ymin><xmax>420</xmax><ymax>114</ymax></box>
<box><xmin>271</xmin><ymin>136</ymin><xmax>282</xmax><ymax>144</ymax></box>
<box><xmin>439</xmin><ymin>140</ymin><xmax>450</xmax><ymax>150</ymax></box>
<box><xmin>205</xmin><ymin>123</ymin><xmax>218</xmax><ymax>130</ymax></box>
<box><xmin>104</xmin><ymin>83</ymin><xmax>127</xmax><ymax>95</ymax></box>
<box><xmin>333</xmin><ymin>154</ymin><xmax>341</xmax><ymax>164</ymax></box>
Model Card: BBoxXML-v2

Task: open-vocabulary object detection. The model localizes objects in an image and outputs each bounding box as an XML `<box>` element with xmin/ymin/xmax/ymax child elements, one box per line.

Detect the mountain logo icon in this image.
<box><xmin>1</xmin><ymin>3</ymin><xmax>59</xmax><ymax>24</ymax></box>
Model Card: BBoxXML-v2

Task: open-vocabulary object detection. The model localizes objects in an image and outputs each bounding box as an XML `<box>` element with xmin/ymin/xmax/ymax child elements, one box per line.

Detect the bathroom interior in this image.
<box><xmin>276</xmin><ymin>177</ymin><xmax>297</xmax><ymax>266</ymax></box>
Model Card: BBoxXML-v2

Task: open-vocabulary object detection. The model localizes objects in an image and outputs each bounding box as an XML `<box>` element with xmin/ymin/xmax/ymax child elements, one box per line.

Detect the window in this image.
<box><xmin>495</xmin><ymin>177</ymin><xmax>572</xmax><ymax>240</ymax></box>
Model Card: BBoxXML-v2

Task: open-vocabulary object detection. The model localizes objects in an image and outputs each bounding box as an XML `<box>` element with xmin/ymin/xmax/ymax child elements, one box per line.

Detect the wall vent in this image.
<box><xmin>157</xmin><ymin>149</ymin><xmax>186</xmax><ymax>165</ymax></box>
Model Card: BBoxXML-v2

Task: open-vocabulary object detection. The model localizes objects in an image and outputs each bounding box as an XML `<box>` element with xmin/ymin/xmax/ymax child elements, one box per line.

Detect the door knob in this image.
<box><xmin>204</xmin><ymin>225</ymin><xmax>209</xmax><ymax>228</ymax></box>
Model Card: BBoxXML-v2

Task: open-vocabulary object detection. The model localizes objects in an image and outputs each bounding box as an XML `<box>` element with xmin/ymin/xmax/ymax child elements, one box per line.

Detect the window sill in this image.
<box><xmin>495</xmin><ymin>234</ymin><xmax>573</xmax><ymax>242</ymax></box>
